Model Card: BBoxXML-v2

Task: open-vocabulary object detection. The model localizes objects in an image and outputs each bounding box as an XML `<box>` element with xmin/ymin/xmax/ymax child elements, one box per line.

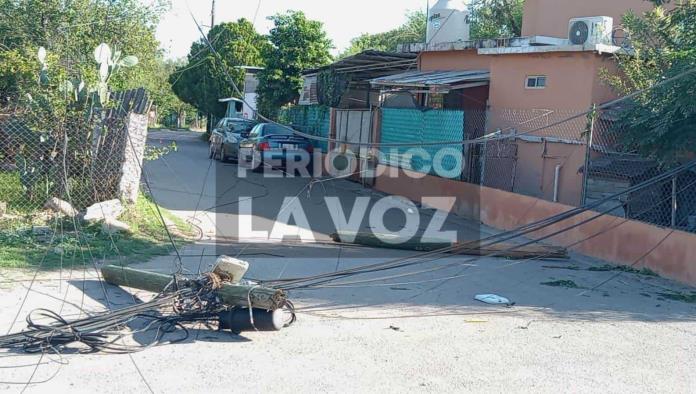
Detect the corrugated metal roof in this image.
<box><xmin>371</xmin><ymin>70</ymin><xmax>490</xmax><ymax>88</ymax></box>
<box><xmin>303</xmin><ymin>50</ymin><xmax>418</xmax><ymax>76</ymax></box>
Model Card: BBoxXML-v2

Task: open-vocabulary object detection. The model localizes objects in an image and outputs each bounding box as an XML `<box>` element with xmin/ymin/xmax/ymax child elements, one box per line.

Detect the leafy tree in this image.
<box><xmin>256</xmin><ymin>11</ymin><xmax>332</xmax><ymax>118</ymax></box>
<box><xmin>341</xmin><ymin>11</ymin><xmax>426</xmax><ymax>57</ymax></box>
<box><xmin>170</xmin><ymin>19</ymin><xmax>267</xmax><ymax>125</ymax></box>
<box><xmin>0</xmin><ymin>0</ymin><xmax>169</xmax><ymax>99</ymax></box>
<box><xmin>605</xmin><ymin>0</ymin><xmax>696</xmax><ymax>164</ymax></box>
<box><xmin>469</xmin><ymin>0</ymin><xmax>524</xmax><ymax>39</ymax></box>
<box><xmin>149</xmin><ymin>58</ymin><xmax>196</xmax><ymax>127</ymax></box>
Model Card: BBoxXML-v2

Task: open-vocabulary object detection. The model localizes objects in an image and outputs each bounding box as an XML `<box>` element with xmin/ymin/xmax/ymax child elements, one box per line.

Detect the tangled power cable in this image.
<box><xmin>0</xmin><ymin>273</ymin><xmax>296</xmax><ymax>355</ymax></box>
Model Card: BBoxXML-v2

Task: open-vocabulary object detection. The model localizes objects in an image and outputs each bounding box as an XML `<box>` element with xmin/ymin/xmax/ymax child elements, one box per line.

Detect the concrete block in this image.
<box><xmin>84</xmin><ymin>199</ymin><xmax>124</xmax><ymax>223</ymax></box>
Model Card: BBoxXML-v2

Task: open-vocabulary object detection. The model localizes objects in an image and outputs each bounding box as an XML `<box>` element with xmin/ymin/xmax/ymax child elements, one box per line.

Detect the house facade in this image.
<box><xmin>521</xmin><ymin>0</ymin><xmax>660</xmax><ymax>37</ymax></box>
<box><xmin>220</xmin><ymin>66</ymin><xmax>263</xmax><ymax>119</ymax></box>
<box><xmin>374</xmin><ymin>0</ymin><xmax>669</xmax><ymax>206</ymax></box>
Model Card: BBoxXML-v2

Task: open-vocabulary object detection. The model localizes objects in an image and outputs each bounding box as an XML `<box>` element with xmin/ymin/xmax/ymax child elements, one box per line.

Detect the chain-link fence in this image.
<box><xmin>476</xmin><ymin>108</ymin><xmax>588</xmax><ymax>201</ymax></box>
<box><xmin>0</xmin><ymin>89</ymin><xmax>150</xmax><ymax>230</ymax></box>
<box><xmin>273</xmin><ymin>103</ymin><xmax>695</xmax><ymax>233</ymax></box>
<box><xmin>584</xmin><ymin>108</ymin><xmax>696</xmax><ymax>233</ymax></box>
<box><xmin>473</xmin><ymin>106</ymin><xmax>696</xmax><ymax>234</ymax></box>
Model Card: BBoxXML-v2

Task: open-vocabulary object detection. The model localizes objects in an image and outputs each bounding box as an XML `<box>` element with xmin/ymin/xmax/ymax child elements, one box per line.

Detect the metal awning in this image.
<box><xmin>370</xmin><ymin>70</ymin><xmax>490</xmax><ymax>92</ymax></box>
<box><xmin>302</xmin><ymin>50</ymin><xmax>418</xmax><ymax>81</ymax></box>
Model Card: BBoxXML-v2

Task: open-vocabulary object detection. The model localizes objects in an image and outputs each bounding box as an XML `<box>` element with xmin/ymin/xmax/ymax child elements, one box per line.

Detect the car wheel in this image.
<box><xmin>208</xmin><ymin>145</ymin><xmax>214</xmax><ymax>159</ymax></box>
<box><xmin>215</xmin><ymin>146</ymin><xmax>223</xmax><ymax>161</ymax></box>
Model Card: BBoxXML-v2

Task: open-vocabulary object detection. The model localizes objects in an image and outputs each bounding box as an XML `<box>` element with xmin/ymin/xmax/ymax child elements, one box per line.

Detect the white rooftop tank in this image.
<box><xmin>426</xmin><ymin>0</ymin><xmax>470</xmax><ymax>48</ymax></box>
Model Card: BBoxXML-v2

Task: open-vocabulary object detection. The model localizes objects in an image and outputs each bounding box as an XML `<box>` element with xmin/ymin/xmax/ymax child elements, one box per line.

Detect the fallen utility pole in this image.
<box><xmin>0</xmin><ymin>262</ymin><xmax>294</xmax><ymax>353</ymax></box>
<box><xmin>101</xmin><ymin>265</ymin><xmax>287</xmax><ymax>310</ymax></box>
<box><xmin>331</xmin><ymin>231</ymin><xmax>568</xmax><ymax>260</ymax></box>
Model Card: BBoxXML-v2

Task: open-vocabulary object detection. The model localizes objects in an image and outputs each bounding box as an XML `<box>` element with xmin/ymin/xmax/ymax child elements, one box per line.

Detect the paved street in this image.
<box><xmin>0</xmin><ymin>130</ymin><xmax>694</xmax><ymax>393</ymax></box>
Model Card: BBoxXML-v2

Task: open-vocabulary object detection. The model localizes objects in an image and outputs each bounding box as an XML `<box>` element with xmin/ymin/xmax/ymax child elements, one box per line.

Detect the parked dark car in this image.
<box><xmin>239</xmin><ymin>123</ymin><xmax>314</xmax><ymax>172</ymax></box>
<box><xmin>209</xmin><ymin>118</ymin><xmax>257</xmax><ymax>162</ymax></box>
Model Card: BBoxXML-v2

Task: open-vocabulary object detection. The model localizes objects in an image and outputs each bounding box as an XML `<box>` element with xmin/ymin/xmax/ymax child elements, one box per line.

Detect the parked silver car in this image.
<box><xmin>208</xmin><ymin>118</ymin><xmax>257</xmax><ymax>162</ymax></box>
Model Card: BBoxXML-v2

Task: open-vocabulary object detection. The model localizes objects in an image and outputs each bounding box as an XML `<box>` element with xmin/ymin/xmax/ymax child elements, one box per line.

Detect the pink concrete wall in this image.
<box><xmin>488</xmin><ymin>52</ymin><xmax>602</xmax><ymax>111</ymax></box>
<box><xmin>521</xmin><ymin>0</ymin><xmax>664</xmax><ymax>38</ymax></box>
<box><xmin>373</xmin><ymin>166</ymin><xmax>696</xmax><ymax>286</ymax></box>
<box><xmin>485</xmin><ymin>52</ymin><xmax>615</xmax><ymax>207</ymax></box>
<box><xmin>591</xmin><ymin>56</ymin><xmax>621</xmax><ymax>104</ymax></box>
<box><xmin>511</xmin><ymin>140</ymin><xmax>586</xmax><ymax>206</ymax></box>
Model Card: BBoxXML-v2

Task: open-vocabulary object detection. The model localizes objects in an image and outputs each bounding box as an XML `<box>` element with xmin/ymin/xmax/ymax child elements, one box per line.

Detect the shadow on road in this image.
<box><xmin>139</xmin><ymin>131</ymin><xmax>696</xmax><ymax>324</ymax></box>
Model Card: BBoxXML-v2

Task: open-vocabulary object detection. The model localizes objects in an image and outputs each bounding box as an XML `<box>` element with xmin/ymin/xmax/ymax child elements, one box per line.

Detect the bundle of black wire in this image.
<box><xmin>0</xmin><ymin>275</ymin><xmax>225</xmax><ymax>354</ymax></box>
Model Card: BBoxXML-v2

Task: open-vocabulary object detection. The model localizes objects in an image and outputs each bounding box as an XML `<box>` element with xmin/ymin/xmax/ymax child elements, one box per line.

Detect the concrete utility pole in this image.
<box><xmin>211</xmin><ymin>0</ymin><xmax>216</xmax><ymax>28</ymax></box>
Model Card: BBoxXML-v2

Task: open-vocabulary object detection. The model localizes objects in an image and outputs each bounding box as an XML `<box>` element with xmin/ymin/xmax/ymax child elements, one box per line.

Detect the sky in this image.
<box><xmin>156</xmin><ymin>0</ymin><xmax>428</xmax><ymax>59</ymax></box>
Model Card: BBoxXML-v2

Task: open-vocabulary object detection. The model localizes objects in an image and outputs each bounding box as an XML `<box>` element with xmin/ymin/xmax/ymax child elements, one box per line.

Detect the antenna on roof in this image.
<box><xmin>426</xmin><ymin>0</ymin><xmax>431</xmax><ymax>45</ymax></box>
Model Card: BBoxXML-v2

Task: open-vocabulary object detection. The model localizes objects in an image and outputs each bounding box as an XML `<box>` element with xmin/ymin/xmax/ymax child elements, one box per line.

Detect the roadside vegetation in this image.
<box><xmin>604</xmin><ymin>0</ymin><xmax>696</xmax><ymax>164</ymax></box>
<box><xmin>0</xmin><ymin>171</ymin><xmax>43</xmax><ymax>214</ymax></box>
<box><xmin>0</xmin><ymin>192</ymin><xmax>194</xmax><ymax>269</ymax></box>
<box><xmin>0</xmin><ymin>0</ymin><xmax>200</xmax><ymax>271</ymax></box>
<box><xmin>0</xmin><ymin>0</ymin><xmax>194</xmax><ymax>126</ymax></box>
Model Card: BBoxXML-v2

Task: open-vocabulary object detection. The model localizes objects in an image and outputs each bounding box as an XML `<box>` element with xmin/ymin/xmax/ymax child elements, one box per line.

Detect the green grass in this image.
<box><xmin>0</xmin><ymin>193</ymin><xmax>194</xmax><ymax>269</ymax></box>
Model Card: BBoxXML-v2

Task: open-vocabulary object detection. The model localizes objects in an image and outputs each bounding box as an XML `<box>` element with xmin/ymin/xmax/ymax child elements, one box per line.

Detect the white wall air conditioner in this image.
<box><xmin>568</xmin><ymin>16</ymin><xmax>613</xmax><ymax>46</ymax></box>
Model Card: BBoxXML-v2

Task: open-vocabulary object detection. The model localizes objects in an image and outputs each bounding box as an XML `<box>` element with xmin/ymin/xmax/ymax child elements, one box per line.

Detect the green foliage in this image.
<box><xmin>0</xmin><ymin>193</ymin><xmax>193</xmax><ymax>269</ymax></box>
<box><xmin>0</xmin><ymin>0</ymin><xmax>169</xmax><ymax>99</ymax></box>
<box><xmin>256</xmin><ymin>11</ymin><xmax>333</xmax><ymax>119</ymax></box>
<box><xmin>341</xmin><ymin>11</ymin><xmax>426</xmax><ymax>57</ymax></box>
<box><xmin>469</xmin><ymin>0</ymin><xmax>525</xmax><ymax>39</ymax></box>
<box><xmin>150</xmin><ymin>58</ymin><xmax>196</xmax><ymax>127</ymax></box>
<box><xmin>170</xmin><ymin>19</ymin><xmax>268</xmax><ymax>120</ymax></box>
<box><xmin>0</xmin><ymin>171</ymin><xmax>44</xmax><ymax>214</ymax></box>
<box><xmin>316</xmin><ymin>69</ymin><xmax>351</xmax><ymax>108</ymax></box>
<box><xmin>1</xmin><ymin>39</ymin><xmax>143</xmax><ymax>210</ymax></box>
<box><xmin>0</xmin><ymin>0</ymin><xmax>186</xmax><ymax>125</ymax></box>
<box><xmin>606</xmin><ymin>1</ymin><xmax>696</xmax><ymax>164</ymax></box>
<box><xmin>0</xmin><ymin>48</ymin><xmax>36</xmax><ymax>99</ymax></box>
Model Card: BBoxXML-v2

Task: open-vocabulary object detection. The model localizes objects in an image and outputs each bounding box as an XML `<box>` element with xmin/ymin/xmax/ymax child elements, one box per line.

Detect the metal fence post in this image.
<box><xmin>671</xmin><ymin>175</ymin><xmax>678</xmax><ymax>228</ymax></box>
<box><xmin>479</xmin><ymin>107</ymin><xmax>491</xmax><ymax>187</ymax></box>
<box><xmin>581</xmin><ymin>105</ymin><xmax>597</xmax><ymax>206</ymax></box>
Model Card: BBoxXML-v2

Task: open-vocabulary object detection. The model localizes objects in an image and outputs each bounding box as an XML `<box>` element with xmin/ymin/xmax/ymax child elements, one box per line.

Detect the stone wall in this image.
<box><xmin>118</xmin><ymin>113</ymin><xmax>148</xmax><ymax>203</ymax></box>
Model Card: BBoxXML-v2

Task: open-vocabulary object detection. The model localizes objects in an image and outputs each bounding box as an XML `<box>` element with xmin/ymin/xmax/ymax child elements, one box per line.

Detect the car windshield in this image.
<box><xmin>227</xmin><ymin>121</ymin><xmax>255</xmax><ymax>133</ymax></box>
<box><xmin>263</xmin><ymin>124</ymin><xmax>294</xmax><ymax>136</ymax></box>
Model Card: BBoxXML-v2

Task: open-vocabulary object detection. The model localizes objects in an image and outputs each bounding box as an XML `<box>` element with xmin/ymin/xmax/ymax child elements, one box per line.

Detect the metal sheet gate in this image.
<box><xmin>335</xmin><ymin>109</ymin><xmax>372</xmax><ymax>158</ymax></box>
